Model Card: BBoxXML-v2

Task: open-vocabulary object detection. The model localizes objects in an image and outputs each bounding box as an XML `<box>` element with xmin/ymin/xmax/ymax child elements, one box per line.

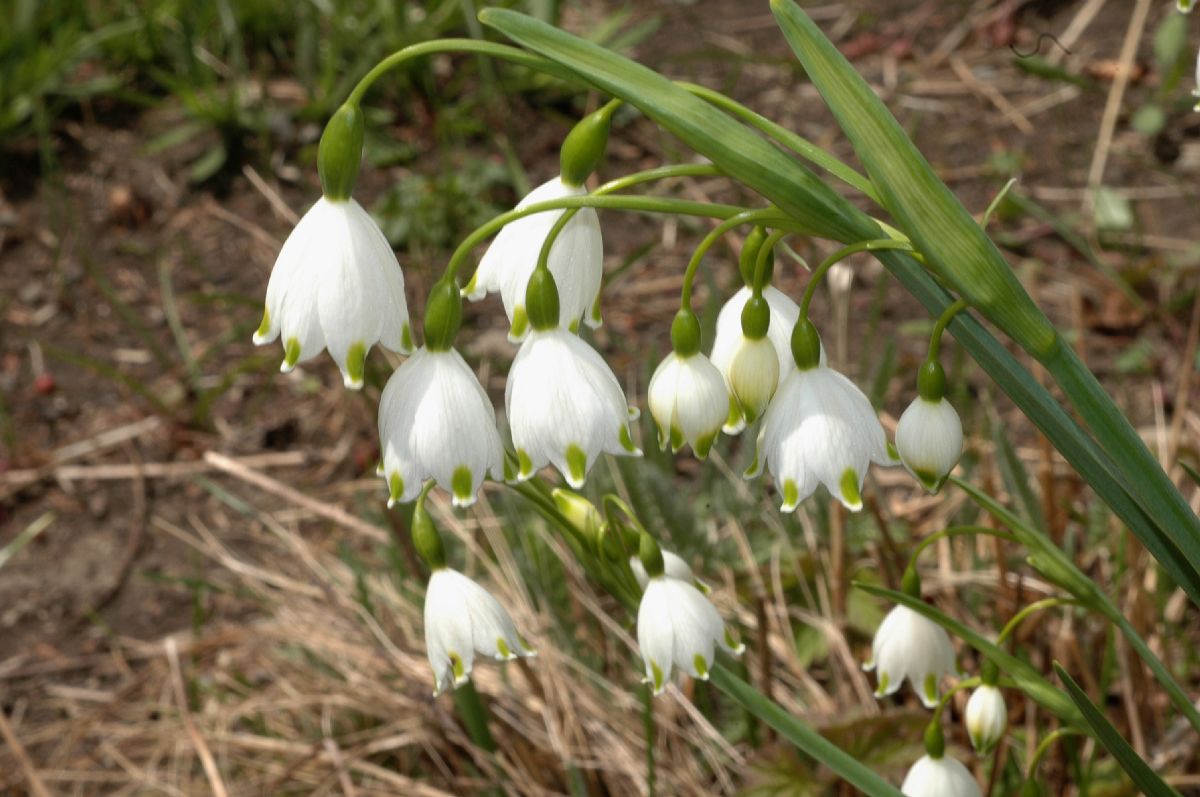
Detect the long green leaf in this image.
<box><xmin>1053</xmin><ymin>664</ymin><xmax>1183</xmax><ymax>797</ymax></box>
<box><xmin>769</xmin><ymin>0</ymin><xmax>1200</xmax><ymax>600</ymax></box>
<box><xmin>710</xmin><ymin>666</ymin><xmax>904</xmax><ymax>797</ymax></box>
<box><xmin>856</xmin><ymin>584</ymin><xmax>1085</xmax><ymax>729</ymax></box>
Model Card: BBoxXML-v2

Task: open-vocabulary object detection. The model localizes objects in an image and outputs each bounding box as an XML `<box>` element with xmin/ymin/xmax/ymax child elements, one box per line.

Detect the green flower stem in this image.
<box><xmin>995</xmin><ymin>597</ymin><xmax>1081</xmax><ymax>646</ymax></box>
<box><xmin>1025</xmin><ymin>728</ymin><xmax>1083</xmax><ymax>780</ymax></box>
<box><xmin>906</xmin><ymin>525</ymin><xmax>1021</xmax><ymax>574</ymax></box>
<box><xmin>798</xmin><ymin>238</ymin><xmax>913</xmax><ymax>319</ymax></box>
<box><xmin>710</xmin><ymin>666</ymin><xmax>905</xmax><ymax>797</ymax></box>
<box><xmin>931</xmin><ymin>676</ymin><xmax>982</xmax><ymax>724</ymax></box>
<box><xmin>348</xmin><ymin>39</ymin><xmax>574</xmax><ymax>106</ymax></box>
<box><xmin>446</xmin><ymin>194</ymin><xmax>755</xmax><ymax>283</ymax></box>
<box><xmin>452</xmin><ymin>678</ymin><xmax>497</xmax><ymax>753</ymax></box>
<box><xmin>752</xmin><ymin>229</ymin><xmax>789</xmax><ymax>296</ymax></box>
<box><xmin>680</xmin><ymin>208</ymin><xmax>791</xmax><ymax>305</ymax></box>
<box><xmin>676</xmin><ymin>81</ymin><xmax>882</xmax><ymax>205</ymax></box>
<box><xmin>927</xmin><ymin>298</ymin><xmax>969</xmax><ymax>360</ymax></box>
<box><xmin>535</xmin><ymin>163</ymin><xmax>724</xmax><ymax>273</ymax></box>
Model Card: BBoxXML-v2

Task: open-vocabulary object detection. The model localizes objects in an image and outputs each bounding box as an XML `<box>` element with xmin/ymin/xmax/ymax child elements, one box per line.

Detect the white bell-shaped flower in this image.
<box><xmin>900</xmin><ymin>754</ymin><xmax>982</xmax><ymax>797</ymax></box>
<box><xmin>464</xmin><ymin>176</ymin><xmax>603</xmax><ymax>342</ymax></box>
<box><xmin>710</xmin><ymin>286</ymin><xmax>800</xmax><ymax>434</ymax></box>
<box><xmin>630</xmin><ymin>549</ymin><xmax>708</xmax><ymax>592</ymax></box>
<box><xmin>506</xmin><ymin>328</ymin><xmax>640</xmax><ymax>488</ymax></box>
<box><xmin>864</xmin><ymin>604</ymin><xmax>958</xmax><ymax>709</ymax></box>
<box><xmin>647</xmin><ymin>352</ymin><xmax>727</xmax><ymax>458</ymax></box>
<box><xmin>896</xmin><ymin>396</ymin><xmax>963</xmax><ymax>492</ymax></box>
<box><xmin>378</xmin><ymin>347</ymin><xmax>505</xmax><ymax>508</ymax></box>
<box><xmin>964</xmin><ymin>685</ymin><xmax>1007</xmax><ymax>754</ymax></box>
<box><xmin>424</xmin><ymin>568</ymin><xmax>535</xmax><ymax>696</ymax></box>
<box><xmin>750</xmin><ymin>363</ymin><xmax>892</xmax><ymax>512</ymax></box>
<box><xmin>253</xmin><ymin>196</ymin><xmax>411</xmax><ymax>388</ymax></box>
<box><xmin>637</xmin><ymin>574</ymin><xmax>743</xmax><ymax>695</ymax></box>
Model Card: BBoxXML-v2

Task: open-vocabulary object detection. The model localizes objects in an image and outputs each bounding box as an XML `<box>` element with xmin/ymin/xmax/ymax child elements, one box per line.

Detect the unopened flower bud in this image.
<box><xmin>964</xmin><ymin>685</ymin><xmax>1007</xmax><ymax>755</ymax></box>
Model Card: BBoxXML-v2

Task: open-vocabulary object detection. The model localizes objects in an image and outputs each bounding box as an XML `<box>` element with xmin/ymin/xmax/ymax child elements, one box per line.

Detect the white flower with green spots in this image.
<box><xmin>709</xmin><ymin>286</ymin><xmax>800</xmax><ymax>434</ymax></box>
<box><xmin>424</xmin><ymin>568</ymin><xmax>535</xmax><ymax>696</ymax></box>
<box><xmin>864</xmin><ymin>604</ymin><xmax>958</xmax><ymax>709</ymax></box>
<box><xmin>378</xmin><ymin>347</ymin><xmax>505</xmax><ymax>508</ymax></box>
<box><xmin>253</xmin><ymin>196</ymin><xmax>411</xmax><ymax>388</ymax></box>
<box><xmin>637</xmin><ymin>574</ymin><xmax>743</xmax><ymax>695</ymax></box>
<box><xmin>900</xmin><ymin>754</ymin><xmax>982</xmax><ymax>797</ymax></box>
<box><xmin>748</xmin><ymin>364</ymin><xmax>891</xmax><ymax>511</ymax></box>
<box><xmin>964</xmin><ymin>685</ymin><xmax>1007</xmax><ymax>755</ymax></box>
<box><xmin>646</xmin><ymin>352</ymin><xmax>727</xmax><ymax>458</ymax></box>
<box><xmin>506</xmin><ymin>328</ymin><xmax>640</xmax><ymax>488</ymax></box>
<box><xmin>464</xmin><ymin>175</ymin><xmax>603</xmax><ymax>342</ymax></box>
<box><xmin>896</xmin><ymin>396</ymin><xmax>963</xmax><ymax>492</ymax></box>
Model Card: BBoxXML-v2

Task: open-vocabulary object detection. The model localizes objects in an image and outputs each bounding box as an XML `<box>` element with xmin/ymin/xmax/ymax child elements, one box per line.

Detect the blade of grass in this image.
<box><xmin>1053</xmin><ymin>663</ymin><xmax>1182</xmax><ymax>797</ymax></box>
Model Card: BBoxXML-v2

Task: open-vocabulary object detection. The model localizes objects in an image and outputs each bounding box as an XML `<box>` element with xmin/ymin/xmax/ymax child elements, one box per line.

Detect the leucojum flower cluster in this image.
<box><xmin>247</xmin><ymin>5</ymin><xmax>1200</xmax><ymax>793</ymax></box>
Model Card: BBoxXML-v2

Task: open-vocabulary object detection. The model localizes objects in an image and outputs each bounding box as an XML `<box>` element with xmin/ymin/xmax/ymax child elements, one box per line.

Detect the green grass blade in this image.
<box><xmin>709</xmin><ymin>666</ymin><xmax>905</xmax><ymax>797</ymax></box>
<box><xmin>1053</xmin><ymin>664</ymin><xmax>1183</xmax><ymax>797</ymax></box>
<box><xmin>856</xmin><ymin>583</ymin><xmax>1084</xmax><ymax>728</ymax></box>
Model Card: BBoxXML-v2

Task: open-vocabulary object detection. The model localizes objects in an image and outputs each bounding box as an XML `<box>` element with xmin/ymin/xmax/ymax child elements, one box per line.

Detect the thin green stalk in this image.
<box><xmin>752</xmin><ymin>229</ymin><xmax>788</xmax><ymax>295</ymax></box>
<box><xmin>535</xmin><ymin>164</ymin><xmax>724</xmax><ymax>273</ymax></box>
<box><xmin>799</xmin><ymin>239</ymin><xmax>912</xmax><ymax>318</ymax></box>
<box><xmin>710</xmin><ymin>666</ymin><xmax>905</xmax><ymax>797</ymax></box>
<box><xmin>1026</xmin><ymin>728</ymin><xmax>1083</xmax><ymax>779</ymax></box>
<box><xmin>446</xmin><ymin>194</ymin><xmax>754</xmax><ymax>282</ymax></box>
<box><xmin>680</xmin><ymin>209</ymin><xmax>790</xmax><ymax>304</ymax></box>
<box><xmin>996</xmin><ymin>598</ymin><xmax>1080</xmax><ymax>646</ymax></box>
<box><xmin>928</xmin><ymin>298</ymin><xmax>969</xmax><ymax>359</ymax></box>
<box><xmin>906</xmin><ymin>525</ymin><xmax>1021</xmax><ymax>573</ymax></box>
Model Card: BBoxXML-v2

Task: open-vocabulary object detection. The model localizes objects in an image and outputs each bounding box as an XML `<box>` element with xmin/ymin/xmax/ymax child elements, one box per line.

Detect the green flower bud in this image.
<box><xmin>738</xmin><ymin>226</ymin><xmax>774</xmax><ymax>287</ymax></box>
<box><xmin>740</xmin><ymin>294</ymin><xmax>770</xmax><ymax>340</ymax></box>
<box><xmin>923</xmin><ymin>720</ymin><xmax>946</xmax><ymax>759</ymax></box>
<box><xmin>917</xmin><ymin>358</ymin><xmax>947</xmax><ymax>402</ymax></box>
<box><xmin>552</xmin><ymin>488</ymin><xmax>604</xmax><ymax>543</ymax></box>
<box><xmin>597</xmin><ymin>522</ymin><xmax>624</xmax><ymax>562</ymax></box>
<box><xmin>525</xmin><ymin>267</ymin><xmax>561</xmax><ymax>332</ymax></box>
<box><xmin>670</xmin><ymin>308</ymin><xmax>702</xmax><ymax>356</ymax></box>
<box><xmin>318</xmin><ymin>104</ymin><xmax>365</xmax><ymax>201</ymax></box>
<box><xmin>412</xmin><ymin>498</ymin><xmax>446</xmax><ymax>570</ymax></box>
<box><xmin>560</xmin><ymin>105</ymin><xmax>614</xmax><ymax>187</ymax></box>
<box><xmin>423</xmin><ymin>278</ymin><xmax>463</xmax><ymax>352</ymax></box>
<box><xmin>790</xmin><ymin>318</ymin><xmax>822</xmax><ymax>370</ymax></box>
<box><xmin>901</xmin><ymin>566</ymin><xmax>922</xmax><ymax>599</ymax></box>
<box><xmin>981</xmin><ymin>657</ymin><xmax>1000</xmax><ymax>686</ymax></box>
<box><xmin>638</xmin><ymin>533</ymin><xmax>665</xmax><ymax>579</ymax></box>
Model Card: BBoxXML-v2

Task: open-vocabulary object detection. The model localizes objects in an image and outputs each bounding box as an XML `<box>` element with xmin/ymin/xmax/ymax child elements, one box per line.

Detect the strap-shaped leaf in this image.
<box><xmin>1054</xmin><ymin>664</ymin><xmax>1183</xmax><ymax>797</ymax></box>
<box><xmin>856</xmin><ymin>583</ymin><xmax>1085</xmax><ymax>728</ymax></box>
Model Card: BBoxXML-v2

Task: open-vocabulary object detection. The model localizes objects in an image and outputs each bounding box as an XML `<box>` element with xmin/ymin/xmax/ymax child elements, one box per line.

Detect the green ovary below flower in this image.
<box><xmin>253</xmin><ymin>196</ymin><xmax>411</xmax><ymax>388</ymax></box>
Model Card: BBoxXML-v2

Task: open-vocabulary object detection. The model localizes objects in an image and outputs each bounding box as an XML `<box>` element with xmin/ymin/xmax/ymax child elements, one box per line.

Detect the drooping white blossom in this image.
<box><xmin>896</xmin><ymin>396</ymin><xmax>964</xmax><ymax>492</ymax></box>
<box><xmin>964</xmin><ymin>685</ymin><xmax>1007</xmax><ymax>755</ymax></box>
<box><xmin>424</xmin><ymin>568</ymin><xmax>534</xmax><ymax>696</ymax></box>
<box><xmin>253</xmin><ymin>196</ymin><xmax>411</xmax><ymax>388</ymax></box>
<box><xmin>647</xmin><ymin>352</ymin><xmax>728</xmax><ymax>458</ymax></box>
<box><xmin>750</xmin><ymin>364</ymin><xmax>892</xmax><ymax>511</ymax></box>
<box><xmin>709</xmin><ymin>286</ymin><xmax>801</xmax><ymax>433</ymax></box>
<box><xmin>637</xmin><ymin>575</ymin><xmax>743</xmax><ymax>695</ymax></box>
<box><xmin>900</xmin><ymin>754</ymin><xmax>982</xmax><ymax>797</ymax></box>
<box><xmin>378</xmin><ymin>347</ymin><xmax>505</xmax><ymax>508</ymax></box>
<box><xmin>506</xmin><ymin>328</ymin><xmax>640</xmax><ymax>488</ymax></box>
<box><xmin>464</xmin><ymin>176</ymin><xmax>603</xmax><ymax>342</ymax></box>
<box><xmin>864</xmin><ymin>605</ymin><xmax>958</xmax><ymax>709</ymax></box>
